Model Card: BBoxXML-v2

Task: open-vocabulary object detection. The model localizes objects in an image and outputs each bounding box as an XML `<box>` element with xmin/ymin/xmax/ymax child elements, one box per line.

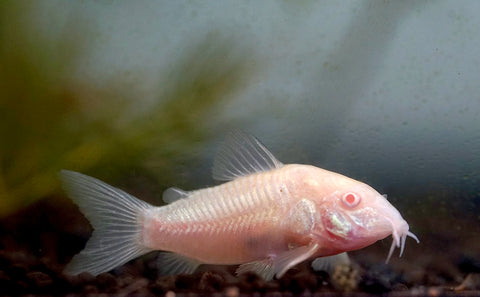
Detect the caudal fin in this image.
<box><xmin>60</xmin><ymin>170</ymin><xmax>153</xmax><ymax>276</ymax></box>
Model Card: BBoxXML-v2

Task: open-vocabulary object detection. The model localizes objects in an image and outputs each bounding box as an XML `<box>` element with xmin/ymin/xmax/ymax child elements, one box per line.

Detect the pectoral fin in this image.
<box><xmin>274</xmin><ymin>243</ymin><xmax>319</xmax><ymax>278</ymax></box>
<box><xmin>236</xmin><ymin>243</ymin><xmax>319</xmax><ymax>280</ymax></box>
<box><xmin>236</xmin><ymin>257</ymin><xmax>276</xmax><ymax>280</ymax></box>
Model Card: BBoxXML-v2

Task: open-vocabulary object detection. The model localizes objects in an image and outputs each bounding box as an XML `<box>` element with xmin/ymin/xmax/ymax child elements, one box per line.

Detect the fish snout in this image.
<box><xmin>376</xmin><ymin>197</ymin><xmax>420</xmax><ymax>263</ymax></box>
<box><xmin>354</xmin><ymin>195</ymin><xmax>419</xmax><ymax>262</ymax></box>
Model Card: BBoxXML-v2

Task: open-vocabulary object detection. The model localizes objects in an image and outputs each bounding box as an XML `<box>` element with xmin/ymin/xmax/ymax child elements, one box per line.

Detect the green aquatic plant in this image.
<box><xmin>0</xmin><ymin>2</ymin><xmax>252</xmax><ymax>217</ymax></box>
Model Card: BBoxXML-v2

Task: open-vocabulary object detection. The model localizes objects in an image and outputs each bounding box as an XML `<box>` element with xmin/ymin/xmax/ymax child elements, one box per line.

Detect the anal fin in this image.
<box><xmin>158</xmin><ymin>252</ymin><xmax>202</xmax><ymax>275</ymax></box>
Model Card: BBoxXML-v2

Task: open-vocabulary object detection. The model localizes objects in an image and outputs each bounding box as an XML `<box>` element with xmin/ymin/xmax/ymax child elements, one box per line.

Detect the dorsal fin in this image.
<box><xmin>212</xmin><ymin>130</ymin><xmax>283</xmax><ymax>181</ymax></box>
<box><xmin>162</xmin><ymin>187</ymin><xmax>190</xmax><ymax>204</ymax></box>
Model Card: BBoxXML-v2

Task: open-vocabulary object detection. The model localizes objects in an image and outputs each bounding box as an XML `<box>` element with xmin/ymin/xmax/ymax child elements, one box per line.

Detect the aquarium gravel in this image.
<box><xmin>1</xmin><ymin>197</ymin><xmax>479</xmax><ymax>297</ymax></box>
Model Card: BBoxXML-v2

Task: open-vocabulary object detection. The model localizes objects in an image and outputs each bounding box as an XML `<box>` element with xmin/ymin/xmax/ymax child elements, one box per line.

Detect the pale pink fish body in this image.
<box><xmin>60</xmin><ymin>132</ymin><xmax>419</xmax><ymax>280</ymax></box>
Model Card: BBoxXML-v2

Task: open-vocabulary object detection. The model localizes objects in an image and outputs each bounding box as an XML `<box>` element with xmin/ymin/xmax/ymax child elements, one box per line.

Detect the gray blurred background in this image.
<box><xmin>1</xmin><ymin>0</ymin><xmax>479</xmax><ymax>267</ymax></box>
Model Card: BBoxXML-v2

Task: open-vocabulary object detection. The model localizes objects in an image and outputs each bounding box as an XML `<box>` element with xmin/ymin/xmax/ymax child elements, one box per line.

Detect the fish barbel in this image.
<box><xmin>60</xmin><ymin>131</ymin><xmax>419</xmax><ymax>280</ymax></box>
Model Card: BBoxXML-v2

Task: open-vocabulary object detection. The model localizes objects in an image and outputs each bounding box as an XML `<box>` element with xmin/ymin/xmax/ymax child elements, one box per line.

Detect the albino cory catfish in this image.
<box><xmin>61</xmin><ymin>132</ymin><xmax>418</xmax><ymax>280</ymax></box>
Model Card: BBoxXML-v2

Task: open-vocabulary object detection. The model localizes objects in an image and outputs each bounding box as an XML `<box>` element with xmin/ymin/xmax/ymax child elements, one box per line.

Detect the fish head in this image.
<box><xmin>313</xmin><ymin>182</ymin><xmax>419</xmax><ymax>261</ymax></box>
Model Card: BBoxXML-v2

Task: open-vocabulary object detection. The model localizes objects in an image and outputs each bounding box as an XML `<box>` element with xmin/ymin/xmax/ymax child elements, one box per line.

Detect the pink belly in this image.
<box><xmin>145</xmin><ymin>209</ymin><xmax>290</xmax><ymax>264</ymax></box>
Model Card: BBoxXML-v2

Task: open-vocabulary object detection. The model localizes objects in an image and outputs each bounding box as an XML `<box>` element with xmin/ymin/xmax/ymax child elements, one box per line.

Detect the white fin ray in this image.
<box><xmin>212</xmin><ymin>130</ymin><xmax>283</xmax><ymax>181</ymax></box>
<box><xmin>236</xmin><ymin>258</ymin><xmax>275</xmax><ymax>281</ymax></box>
<box><xmin>162</xmin><ymin>187</ymin><xmax>191</xmax><ymax>204</ymax></box>
<box><xmin>311</xmin><ymin>252</ymin><xmax>350</xmax><ymax>274</ymax></box>
<box><xmin>274</xmin><ymin>243</ymin><xmax>319</xmax><ymax>278</ymax></box>
<box><xmin>157</xmin><ymin>252</ymin><xmax>202</xmax><ymax>275</ymax></box>
<box><xmin>60</xmin><ymin>170</ymin><xmax>153</xmax><ymax>276</ymax></box>
<box><xmin>236</xmin><ymin>243</ymin><xmax>319</xmax><ymax>280</ymax></box>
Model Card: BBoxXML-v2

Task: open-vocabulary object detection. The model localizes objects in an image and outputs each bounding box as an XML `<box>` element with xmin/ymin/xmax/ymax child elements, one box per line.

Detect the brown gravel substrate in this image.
<box><xmin>1</xmin><ymin>197</ymin><xmax>479</xmax><ymax>297</ymax></box>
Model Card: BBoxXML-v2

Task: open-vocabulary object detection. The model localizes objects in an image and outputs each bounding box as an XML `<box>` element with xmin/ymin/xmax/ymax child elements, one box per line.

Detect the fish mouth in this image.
<box><xmin>385</xmin><ymin>218</ymin><xmax>419</xmax><ymax>263</ymax></box>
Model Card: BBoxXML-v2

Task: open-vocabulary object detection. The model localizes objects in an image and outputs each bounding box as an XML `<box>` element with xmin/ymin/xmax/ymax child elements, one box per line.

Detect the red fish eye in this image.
<box><xmin>342</xmin><ymin>192</ymin><xmax>360</xmax><ymax>207</ymax></box>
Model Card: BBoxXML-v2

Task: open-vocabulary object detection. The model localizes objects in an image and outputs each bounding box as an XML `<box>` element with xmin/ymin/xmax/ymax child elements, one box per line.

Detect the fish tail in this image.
<box><xmin>59</xmin><ymin>170</ymin><xmax>153</xmax><ymax>276</ymax></box>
